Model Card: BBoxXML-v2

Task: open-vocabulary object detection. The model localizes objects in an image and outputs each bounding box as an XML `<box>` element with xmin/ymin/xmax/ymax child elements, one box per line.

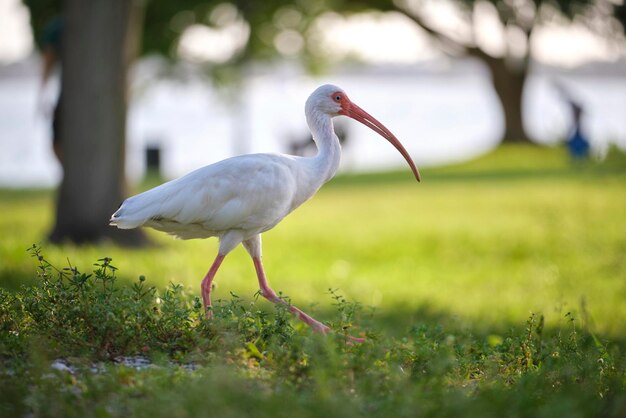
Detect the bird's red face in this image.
<box><xmin>332</xmin><ymin>91</ymin><xmax>421</xmax><ymax>182</ymax></box>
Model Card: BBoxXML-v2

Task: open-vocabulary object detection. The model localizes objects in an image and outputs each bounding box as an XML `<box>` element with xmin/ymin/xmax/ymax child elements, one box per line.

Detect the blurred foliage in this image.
<box><xmin>329</xmin><ymin>0</ymin><xmax>625</xmax><ymax>58</ymax></box>
<box><xmin>26</xmin><ymin>0</ymin><xmax>329</xmax><ymax>85</ymax></box>
<box><xmin>26</xmin><ymin>1</ymin><xmax>322</xmax><ymax>63</ymax></box>
<box><xmin>27</xmin><ymin>0</ymin><xmax>624</xmax><ymax>65</ymax></box>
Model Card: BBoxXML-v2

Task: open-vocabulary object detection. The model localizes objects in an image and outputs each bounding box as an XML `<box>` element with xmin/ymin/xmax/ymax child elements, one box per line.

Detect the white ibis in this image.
<box><xmin>110</xmin><ymin>84</ymin><xmax>420</xmax><ymax>340</ymax></box>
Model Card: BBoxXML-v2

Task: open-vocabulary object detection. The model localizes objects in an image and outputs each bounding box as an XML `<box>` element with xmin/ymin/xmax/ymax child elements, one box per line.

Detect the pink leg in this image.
<box><xmin>252</xmin><ymin>256</ymin><xmax>365</xmax><ymax>343</ymax></box>
<box><xmin>252</xmin><ymin>256</ymin><xmax>331</xmax><ymax>334</ymax></box>
<box><xmin>201</xmin><ymin>254</ymin><xmax>225</xmax><ymax>319</ymax></box>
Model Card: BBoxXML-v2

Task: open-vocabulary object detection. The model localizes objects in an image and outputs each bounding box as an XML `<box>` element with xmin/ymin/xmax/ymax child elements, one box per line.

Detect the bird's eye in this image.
<box><xmin>334</xmin><ymin>95</ymin><xmax>341</xmax><ymax>101</ymax></box>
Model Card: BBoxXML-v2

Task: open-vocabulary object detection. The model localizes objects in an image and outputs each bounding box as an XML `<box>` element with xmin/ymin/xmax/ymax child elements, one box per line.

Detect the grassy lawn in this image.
<box><xmin>1</xmin><ymin>144</ymin><xmax>625</xmax><ymax>417</ymax></box>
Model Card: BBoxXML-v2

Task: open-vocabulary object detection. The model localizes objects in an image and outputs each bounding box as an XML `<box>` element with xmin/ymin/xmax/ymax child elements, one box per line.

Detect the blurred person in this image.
<box><xmin>565</xmin><ymin>102</ymin><xmax>590</xmax><ymax>160</ymax></box>
<box><xmin>39</xmin><ymin>17</ymin><xmax>63</xmax><ymax>162</ymax></box>
<box><xmin>554</xmin><ymin>81</ymin><xmax>590</xmax><ymax>160</ymax></box>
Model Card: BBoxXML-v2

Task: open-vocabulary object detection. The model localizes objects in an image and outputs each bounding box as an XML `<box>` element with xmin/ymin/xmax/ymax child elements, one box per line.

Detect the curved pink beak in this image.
<box><xmin>339</xmin><ymin>99</ymin><xmax>421</xmax><ymax>182</ymax></box>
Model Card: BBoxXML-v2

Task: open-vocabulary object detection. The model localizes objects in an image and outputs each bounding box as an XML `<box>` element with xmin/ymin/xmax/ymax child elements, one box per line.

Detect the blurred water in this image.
<box><xmin>1</xmin><ymin>58</ymin><xmax>625</xmax><ymax>187</ymax></box>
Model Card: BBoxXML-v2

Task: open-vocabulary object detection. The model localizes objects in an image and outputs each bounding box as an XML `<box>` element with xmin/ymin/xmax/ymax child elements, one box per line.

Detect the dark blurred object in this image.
<box><xmin>40</xmin><ymin>16</ymin><xmax>63</xmax><ymax>162</ymax></box>
<box><xmin>146</xmin><ymin>145</ymin><xmax>162</xmax><ymax>174</ymax></box>
<box><xmin>289</xmin><ymin>122</ymin><xmax>349</xmax><ymax>157</ymax></box>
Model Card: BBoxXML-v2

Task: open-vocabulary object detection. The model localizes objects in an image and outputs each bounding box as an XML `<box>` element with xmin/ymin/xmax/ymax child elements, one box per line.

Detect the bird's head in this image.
<box><xmin>306</xmin><ymin>84</ymin><xmax>421</xmax><ymax>182</ymax></box>
<box><xmin>305</xmin><ymin>84</ymin><xmax>347</xmax><ymax>116</ymax></box>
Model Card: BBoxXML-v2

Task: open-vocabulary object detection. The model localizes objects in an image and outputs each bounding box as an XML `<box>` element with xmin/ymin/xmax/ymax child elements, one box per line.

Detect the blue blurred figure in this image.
<box><xmin>566</xmin><ymin>102</ymin><xmax>590</xmax><ymax>160</ymax></box>
<box><xmin>554</xmin><ymin>80</ymin><xmax>590</xmax><ymax>160</ymax></box>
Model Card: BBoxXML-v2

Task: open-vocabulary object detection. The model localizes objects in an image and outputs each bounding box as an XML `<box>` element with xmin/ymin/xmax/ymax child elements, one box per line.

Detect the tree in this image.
<box><xmin>324</xmin><ymin>0</ymin><xmax>625</xmax><ymax>143</ymax></box>
<box><xmin>28</xmin><ymin>0</ymin><xmax>147</xmax><ymax>245</ymax></box>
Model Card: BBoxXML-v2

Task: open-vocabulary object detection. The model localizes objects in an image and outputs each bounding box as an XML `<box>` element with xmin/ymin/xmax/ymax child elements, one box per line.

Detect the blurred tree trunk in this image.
<box><xmin>492</xmin><ymin>65</ymin><xmax>528</xmax><ymax>143</ymax></box>
<box><xmin>49</xmin><ymin>0</ymin><xmax>148</xmax><ymax>245</ymax></box>
<box><xmin>476</xmin><ymin>52</ymin><xmax>530</xmax><ymax>143</ymax></box>
<box><xmin>394</xmin><ymin>4</ymin><xmax>534</xmax><ymax>144</ymax></box>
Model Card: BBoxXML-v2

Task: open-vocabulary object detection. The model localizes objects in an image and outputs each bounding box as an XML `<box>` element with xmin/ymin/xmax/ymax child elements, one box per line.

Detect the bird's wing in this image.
<box><xmin>110</xmin><ymin>154</ymin><xmax>298</xmax><ymax>238</ymax></box>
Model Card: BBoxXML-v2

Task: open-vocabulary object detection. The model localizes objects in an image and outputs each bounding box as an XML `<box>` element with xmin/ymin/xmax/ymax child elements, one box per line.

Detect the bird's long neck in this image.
<box><xmin>305</xmin><ymin>109</ymin><xmax>341</xmax><ymax>185</ymax></box>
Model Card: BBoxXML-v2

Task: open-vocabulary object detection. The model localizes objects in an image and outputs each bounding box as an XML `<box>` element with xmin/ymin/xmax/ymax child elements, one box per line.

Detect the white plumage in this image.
<box><xmin>113</xmin><ymin>154</ymin><xmax>306</xmax><ymax>238</ymax></box>
<box><xmin>110</xmin><ymin>84</ymin><xmax>420</xmax><ymax>341</ymax></box>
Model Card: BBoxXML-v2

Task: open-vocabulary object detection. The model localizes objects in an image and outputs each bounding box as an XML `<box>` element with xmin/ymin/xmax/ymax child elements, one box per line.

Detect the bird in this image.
<box><xmin>110</xmin><ymin>84</ymin><xmax>421</xmax><ymax>341</ymax></box>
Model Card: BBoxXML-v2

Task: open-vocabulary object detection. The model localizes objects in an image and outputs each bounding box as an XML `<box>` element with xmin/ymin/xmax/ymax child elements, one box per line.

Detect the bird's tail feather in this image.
<box><xmin>109</xmin><ymin>199</ymin><xmax>152</xmax><ymax>229</ymax></box>
<box><xmin>109</xmin><ymin>179</ymin><xmax>182</xmax><ymax>230</ymax></box>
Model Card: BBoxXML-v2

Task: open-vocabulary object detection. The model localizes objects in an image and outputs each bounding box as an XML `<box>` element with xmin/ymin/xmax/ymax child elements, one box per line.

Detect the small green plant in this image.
<box><xmin>327</xmin><ymin>288</ymin><xmax>363</xmax><ymax>338</ymax></box>
<box><xmin>14</xmin><ymin>245</ymin><xmax>214</xmax><ymax>359</ymax></box>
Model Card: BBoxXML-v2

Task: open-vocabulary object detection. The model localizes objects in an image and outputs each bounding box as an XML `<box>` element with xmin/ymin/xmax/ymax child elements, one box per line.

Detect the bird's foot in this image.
<box><xmin>304</xmin><ymin>315</ymin><xmax>365</xmax><ymax>343</ymax></box>
<box><xmin>308</xmin><ymin>320</ymin><xmax>331</xmax><ymax>334</ymax></box>
<box><xmin>344</xmin><ymin>334</ymin><xmax>366</xmax><ymax>344</ymax></box>
<box><xmin>205</xmin><ymin>306</ymin><xmax>213</xmax><ymax>320</ymax></box>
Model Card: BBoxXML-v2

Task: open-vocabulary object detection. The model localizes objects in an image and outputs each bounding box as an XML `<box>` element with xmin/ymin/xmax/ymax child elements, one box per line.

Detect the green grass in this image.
<box><xmin>1</xmin><ymin>144</ymin><xmax>625</xmax><ymax>417</ymax></box>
